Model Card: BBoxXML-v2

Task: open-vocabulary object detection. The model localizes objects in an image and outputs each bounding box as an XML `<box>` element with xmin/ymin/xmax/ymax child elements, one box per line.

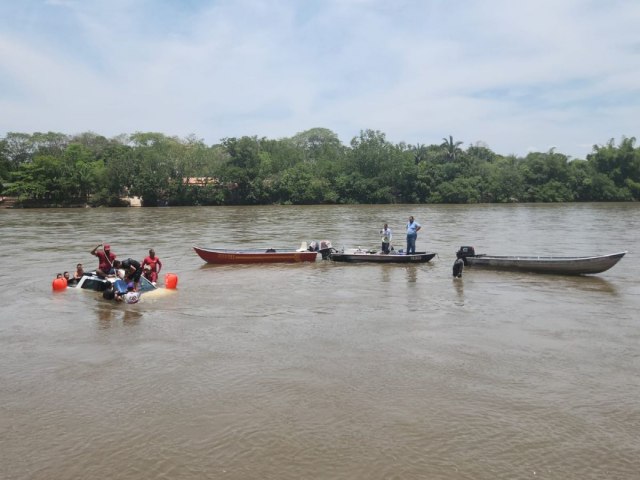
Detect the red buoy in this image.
<box><xmin>52</xmin><ymin>277</ymin><xmax>67</xmax><ymax>291</ymax></box>
<box><xmin>165</xmin><ymin>273</ymin><xmax>178</xmax><ymax>289</ymax></box>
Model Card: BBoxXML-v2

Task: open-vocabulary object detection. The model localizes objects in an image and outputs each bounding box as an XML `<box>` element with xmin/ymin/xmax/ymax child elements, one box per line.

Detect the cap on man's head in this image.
<box><xmin>104</xmin><ymin>244</ymin><xmax>111</xmax><ymax>250</ymax></box>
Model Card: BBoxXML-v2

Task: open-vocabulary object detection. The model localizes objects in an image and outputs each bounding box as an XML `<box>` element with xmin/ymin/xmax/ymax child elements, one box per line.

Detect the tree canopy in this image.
<box><xmin>1</xmin><ymin>130</ymin><xmax>638</xmax><ymax>207</ymax></box>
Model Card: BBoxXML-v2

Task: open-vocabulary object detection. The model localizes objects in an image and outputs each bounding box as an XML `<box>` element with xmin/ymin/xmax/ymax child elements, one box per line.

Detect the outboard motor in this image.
<box><xmin>318</xmin><ymin>240</ymin><xmax>334</xmax><ymax>260</ymax></box>
<box><xmin>455</xmin><ymin>246</ymin><xmax>476</xmax><ymax>265</ymax></box>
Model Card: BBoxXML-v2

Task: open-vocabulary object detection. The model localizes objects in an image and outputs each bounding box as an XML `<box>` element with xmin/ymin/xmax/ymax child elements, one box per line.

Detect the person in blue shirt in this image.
<box><xmin>405</xmin><ymin>215</ymin><xmax>422</xmax><ymax>254</ymax></box>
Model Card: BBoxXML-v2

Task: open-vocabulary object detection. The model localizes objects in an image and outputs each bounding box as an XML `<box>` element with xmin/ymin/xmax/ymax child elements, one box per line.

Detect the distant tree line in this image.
<box><xmin>0</xmin><ymin>129</ymin><xmax>638</xmax><ymax>207</ymax></box>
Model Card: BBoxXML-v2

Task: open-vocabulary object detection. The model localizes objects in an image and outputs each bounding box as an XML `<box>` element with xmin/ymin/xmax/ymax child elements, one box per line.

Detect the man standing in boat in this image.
<box><xmin>380</xmin><ymin>223</ymin><xmax>392</xmax><ymax>254</ymax></box>
<box><xmin>405</xmin><ymin>216</ymin><xmax>422</xmax><ymax>255</ymax></box>
<box><xmin>90</xmin><ymin>243</ymin><xmax>116</xmax><ymax>277</ymax></box>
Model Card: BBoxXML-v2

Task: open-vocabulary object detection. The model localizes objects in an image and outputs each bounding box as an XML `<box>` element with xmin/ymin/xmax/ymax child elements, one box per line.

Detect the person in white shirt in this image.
<box><xmin>123</xmin><ymin>282</ymin><xmax>140</xmax><ymax>304</ymax></box>
<box><xmin>380</xmin><ymin>223</ymin><xmax>392</xmax><ymax>254</ymax></box>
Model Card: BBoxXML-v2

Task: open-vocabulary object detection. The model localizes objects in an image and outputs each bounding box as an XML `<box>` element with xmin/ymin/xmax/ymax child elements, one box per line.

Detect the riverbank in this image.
<box><xmin>1</xmin><ymin>196</ymin><xmax>142</xmax><ymax>208</ymax></box>
<box><xmin>0</xmin><ymin>196</ymin><xmax>17</xmax><ymax>208</ymax></box>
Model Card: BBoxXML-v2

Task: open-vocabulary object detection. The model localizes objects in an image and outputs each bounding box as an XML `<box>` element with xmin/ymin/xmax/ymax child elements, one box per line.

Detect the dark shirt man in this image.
<box><xmin>114</xmin><ymin>258</ymin><xmax>143</xmax><ymax>286</ymax></box>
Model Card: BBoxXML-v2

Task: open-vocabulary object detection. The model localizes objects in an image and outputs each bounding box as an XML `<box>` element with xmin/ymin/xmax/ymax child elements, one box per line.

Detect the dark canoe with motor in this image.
<box><xmin>456</xmin><ymin>246</ymin><xmax>626</xmax><ymax>275</ymax></box>
<box><xmin>193</xmin><ymin>246</ymin><xmax>318</xmax><ymax>264</ymax></box>
<box><xmin>329</xmin><ymin>250</ymin><xmax>437</xmax><ymax>264</ymax></box>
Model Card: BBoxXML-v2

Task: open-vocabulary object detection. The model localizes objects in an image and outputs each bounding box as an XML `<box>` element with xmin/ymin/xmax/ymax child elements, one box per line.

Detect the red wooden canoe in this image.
<box><xmin>193</xmin><ymin>246</ymin><xmax>318</xmax><ymax>264</ymax></box>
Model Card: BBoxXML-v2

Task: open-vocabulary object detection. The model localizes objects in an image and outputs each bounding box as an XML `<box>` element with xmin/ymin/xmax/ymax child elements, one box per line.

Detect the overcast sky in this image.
<box><xmin>1</xmin><ymin>0</ymin><xmax>638</xmax><ymax>158</ymax></box>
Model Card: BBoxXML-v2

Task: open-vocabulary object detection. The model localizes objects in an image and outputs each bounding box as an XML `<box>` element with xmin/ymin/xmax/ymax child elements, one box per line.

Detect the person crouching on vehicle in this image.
<box><xmin>90</xmin><ymin>243</ymin><xmax>116</xmax><ymax>277</ymax></box>
<box><xmin>113</xmin><ymin>258</ymin><xmax>142</xmax><ymax>290</ymax></box>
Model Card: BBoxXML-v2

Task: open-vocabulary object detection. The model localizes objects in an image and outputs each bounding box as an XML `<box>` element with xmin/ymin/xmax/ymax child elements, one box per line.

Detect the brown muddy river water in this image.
<box><xmin>1</xmin><ymin>203</ymin><xmax>639</xmax><ymax>479</ymax></box>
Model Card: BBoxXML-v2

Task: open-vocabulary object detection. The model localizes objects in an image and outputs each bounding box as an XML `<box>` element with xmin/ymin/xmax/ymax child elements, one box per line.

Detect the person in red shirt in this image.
<box><xmin>141</xmin><ymin>248</ymin><xmax>163</xmax><ymax>284</ymax></box>
<box><xmin>90</xmin><ymin>243</ymin><xmax>116</xmax><ymax>277</ymax></box>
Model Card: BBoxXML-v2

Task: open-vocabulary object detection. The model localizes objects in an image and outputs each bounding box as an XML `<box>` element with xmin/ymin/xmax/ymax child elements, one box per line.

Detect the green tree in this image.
<box><xmin>102</xmin><ymin>144</ymin><xmax>136</xmax><ymax>205</ymax></box>
<box><xmin>130</xmin><ymin>137</ymin><xmax>176</xmax><ymax>206</ymax></box>
<box><xmin>276</xmin><ymin>164</ymin><xmax>330</xmax><ymax>204</ymax></box>
<box><xmin>3</xmin><ymin>132</ymin><xmax>37</xmax><ymax>169</ymax></box>
<box><xmin>519</xmin><ymin>149</ymin><xmax>571</xmax><ymax>201</ymax></box>
<box><xmin>485</xmin><ymin>156</ymin><xmax>524</xmax><ymax>202</ymax></box>
<box><xmin>6</xmin><ymin>154</ymin><xmax>66</xmax><ymax>201</ymax></box>
<box><xmin>588</xmin><ymin>136</ymin><xmax>639</xmax><ymax>199</ymax></box>
<box><xmin>348</xmin><ymin>130</ymin><xmax>394</xmax><ymax>178</ymax></box>
<box><xmin>291</xmin><ymin>128</ymin><xmax>345</xmax><ymax>177</ymax></box>
<box><xmin>219</xmin><ymin>136</ymin><xmax>265</xmax><ymax>204</ymax></box>
<box><xmin>0</xmin><ymin>139</ymin><xmax>10</xmax><ymax>184</ymax></box>
<box><xmin>431</xmin><ymin>176</ymin><xmax>483</xmax><ymax>203</ymax></box>
<box><xmin>441</xmin><ymin>135</ymin><xmax>464</xmax><ymax>162</ymax></box>
<box><xmin>61</xmin><ymin>144</ymin><xmax>104</xmax><ymax>200</ymax></box>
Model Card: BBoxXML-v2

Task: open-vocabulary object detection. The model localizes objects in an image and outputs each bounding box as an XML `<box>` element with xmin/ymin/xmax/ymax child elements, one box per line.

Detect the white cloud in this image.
<box><xmin>0</xmin><ymin>0</ymin><xmax>638</xmax><ymax>158</ymax></box>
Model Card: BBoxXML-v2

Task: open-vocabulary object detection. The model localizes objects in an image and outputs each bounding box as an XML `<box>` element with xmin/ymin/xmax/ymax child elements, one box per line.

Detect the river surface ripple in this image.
<box><xmin>1</xmin><ymin>203</ymin><xmax>639</xmax><ymax>480</ymax></box>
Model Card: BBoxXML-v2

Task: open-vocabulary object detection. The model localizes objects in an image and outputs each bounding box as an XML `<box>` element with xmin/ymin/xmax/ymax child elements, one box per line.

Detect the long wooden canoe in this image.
<box><xmin>463</xmin><ymin>251</ymin><xmax>626</xmax><ymax>275</ymax></box>
<box><xmin>193</xmin><ymin>246</ymin><xmax>318</xmax><ymax>264</ymax></box>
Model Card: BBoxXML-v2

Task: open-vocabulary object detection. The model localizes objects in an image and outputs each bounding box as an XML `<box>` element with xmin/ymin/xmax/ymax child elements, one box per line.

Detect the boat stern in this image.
<box><xmin>456</xmin><ymin>246</ymin><xmax>476</xmax><ymax>265</ymax></box>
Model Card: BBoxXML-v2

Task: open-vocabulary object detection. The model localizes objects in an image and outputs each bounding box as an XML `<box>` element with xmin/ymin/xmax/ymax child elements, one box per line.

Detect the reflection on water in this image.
<box><xmin>560</xmin><ymin>274</ymin><xmax>620</xmax><ymax>295</ymax></box>
<box><xmin>380</xmin><ymin>266</ymin><xmax>391</xmax><ymax>284</ymax></box>
<box><xmin>466</xmin><ymin>268</ymin><xmax>620</xmax><ymax>296</ymax></box>
<box><xmin>95</xmin><ymin>298</ymin><xmax>145</xmax><ymax>328</ymax></box>
<box><xmin>123</xmin><ymin>309</ymin><xmax>143</xmax><ymax>326</ymax></box>
<box><xmin>97</xmin><ymin>304</ymin><xmax>115</xmax><ymax>328</ymax></box>
<box><xmin>0</xmin><ymin>203</ymin><xmax>639</xmax><ymax>480</ymax></box>
<box><xmin>453</xmin><ymin>277</ymin><xmax>465</xmax><ymax>305</ymax></box>
<box><xmin>405</xmin><ymin>265</ymin><xmax>418</xmax><ymax>283</ymax></box>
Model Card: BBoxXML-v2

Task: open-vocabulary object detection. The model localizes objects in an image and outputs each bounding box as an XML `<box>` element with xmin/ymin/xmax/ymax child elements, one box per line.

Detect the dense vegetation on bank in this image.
<box><xmin>0</xmin><ymin>129</ymin><xmax>638</xmax><ymax>207</ymax></box>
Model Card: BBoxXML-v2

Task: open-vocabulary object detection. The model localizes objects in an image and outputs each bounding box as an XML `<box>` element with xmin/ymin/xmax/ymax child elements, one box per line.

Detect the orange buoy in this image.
<box><xmin>165</xmin><ymin>273</ymin><xmax>178</xmax><ymax>289</ymax></box>
<box><xmin>52</xmin><ymin>277</ymin><xmax>67</xmax><ymax>291</ymax></box>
